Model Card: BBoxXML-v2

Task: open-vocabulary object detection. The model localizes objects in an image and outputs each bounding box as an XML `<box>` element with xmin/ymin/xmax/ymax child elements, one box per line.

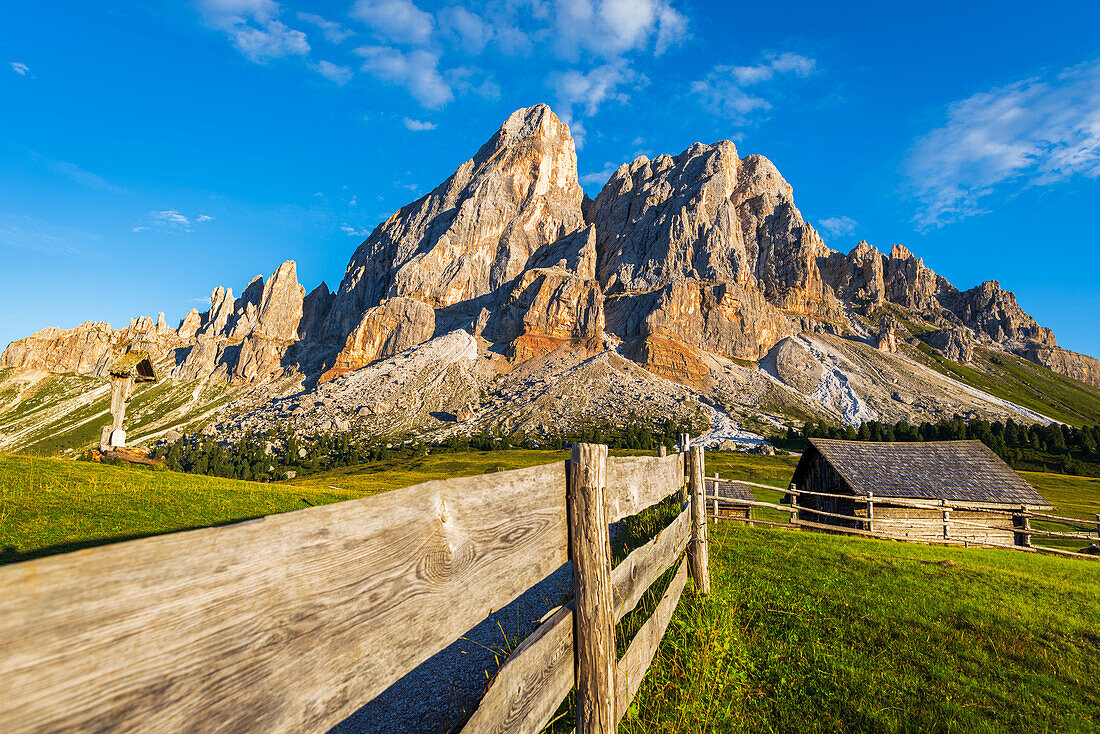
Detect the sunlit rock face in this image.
<box><xmin>320</xmin><ymin>297</ymin><xmax>436</xmax><ymax>383</ymax></box>
<box><xmin>2</xmin><ymin>103</ymin><xmax>1086</xmax><ymax>400</ymax></box>
<box><xmin>325</xmin><ymin>104</ymin><xmax>586</xmax><ymax>345</ymax></box>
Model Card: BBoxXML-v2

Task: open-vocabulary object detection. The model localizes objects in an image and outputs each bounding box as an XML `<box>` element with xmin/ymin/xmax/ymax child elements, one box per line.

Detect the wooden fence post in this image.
<box><xmin>657</xmin><ymin>444</ymin><xmax>666</xmax><ymax>457</ymax></box>
<box><xmin>866</xmin><ymin>490</ymin><xmax>874</xmax><ymax>534</ymax></box>
<box><xmin>941</xmin><ymin>499</ymin><xmax>950</xmax><ymax>540</ymax></box>
<box><xmin>688</xmin><ymin>446</ymin><xmax>711</xmax><ymax>596</ymax></box>
<box><xmin>1018</xmin><ymin>506</ymin><xmax>1032</xmax><ymax>548</ymax></box>
<box><xmin>679</xmin><ymin>434</ymin><xmax>690</xmax><ymax>505</ymax></box>
<box><xmin>712</xmin><ymin>472</ymin><xmax>719</xmax><ymax>523</ymax></box>
<box><xmin>789</xmin><ymin>483</ymin><xmax>799</xmax><ymax>525</ymax></box>
<box><xmin>568</xmin><ymin>443</ymin><xmax>615</xmax><ymax>734</ymax></box>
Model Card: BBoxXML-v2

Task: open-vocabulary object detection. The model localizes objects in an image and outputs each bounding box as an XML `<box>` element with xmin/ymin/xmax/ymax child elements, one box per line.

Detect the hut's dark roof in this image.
<box><xmin>798</xmin><ymin>439</ymin><xmax>1048</xmax><ymax>506</ymax></box>
<box><xmin>715</xmin><ymin>481</ymin><xmax>755</xmax><ymax>503</ymax></box>
<box><xmin>108</xmin><ymin>351</ymin><xmax>157</xmax><ymax>382</ymax></box>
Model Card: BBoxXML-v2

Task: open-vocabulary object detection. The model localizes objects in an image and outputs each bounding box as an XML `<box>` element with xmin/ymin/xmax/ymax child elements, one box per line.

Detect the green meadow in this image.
<box><xmin>1</xmin><ymin>450</ymin><xmax>1098</xmax><ymax>731</ymax></box>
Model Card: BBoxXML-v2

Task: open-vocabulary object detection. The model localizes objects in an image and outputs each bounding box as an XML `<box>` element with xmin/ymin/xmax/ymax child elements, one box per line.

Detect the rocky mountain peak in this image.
<box><xmin>321</xmin><ymin>104</ymin><xmax>585</xmax><ymax>372</ymax></box>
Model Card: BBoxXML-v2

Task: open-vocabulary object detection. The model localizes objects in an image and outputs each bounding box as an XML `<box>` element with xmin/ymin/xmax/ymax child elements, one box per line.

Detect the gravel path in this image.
<box><xmin>330</xmin><ymin>562</ymin><xmax>574</xmax><ymax>733</ymax></box>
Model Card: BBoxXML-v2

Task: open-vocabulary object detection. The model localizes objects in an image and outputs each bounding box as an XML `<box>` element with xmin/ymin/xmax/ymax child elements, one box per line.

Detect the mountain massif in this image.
<box><xmin>4</xmin><ymin>105</ymin><xmax>1099</xmax><ymax>452</ymax></box>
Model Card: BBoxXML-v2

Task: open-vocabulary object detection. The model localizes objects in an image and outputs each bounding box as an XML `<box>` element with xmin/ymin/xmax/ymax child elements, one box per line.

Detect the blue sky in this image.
<box><xmin>3</xmin><ymin>1</ymin><xmax>1099</xmax><ymax>357</ymax></box>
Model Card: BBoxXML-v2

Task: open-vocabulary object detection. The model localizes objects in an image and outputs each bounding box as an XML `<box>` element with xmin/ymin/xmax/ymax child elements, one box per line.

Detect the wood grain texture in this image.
<box><xmin>568</xmin><ymin>443</ymin><xmax>615</xmax><ymax>734</ymax></box>
<box><xmin>613</xmin><ymin>558</ymin><xmax>688</xmax><ymax>723</ymax></box>
<box><xmin>462</xmin><ymin>503</ymin><xmax>691</xmax><ymax>733</ymax></box>
<box><xmin>0</xmin><ymin>461</ymin><xmax>568</xmax><ymax>734</ymax></box>
<box><xmin>605</xmin><ymin>454</ymin><xmax>684</xmax><ymax>523</ymax></box>
<box><xmin>688</xmin><ymin>447</ymin><xmax>710</xmax><ymax>596</ymax></box>
<box><xmin>459</xmin><ymin>603</ymin><xmax>575</xmax><ymax>734</ymax></box>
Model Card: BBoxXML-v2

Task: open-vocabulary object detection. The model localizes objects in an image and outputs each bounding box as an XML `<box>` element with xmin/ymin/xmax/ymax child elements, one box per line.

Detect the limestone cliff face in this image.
<box><xmin>4</xmin><ymin>103</ymin><xmax>1093</xmax><ymax>399</ymax></box>
<box><xmin>326</xmin><ymin>104</ymin><xmax>585</xmax><ymax>344</ymax></box>
<box><xmin>821</xmin><ymin>242</ymin><xmax>885</xmax><ymax>308</ymax></box>
<box><xmin>607</xmin><ymin>280</ymin><xmax>794</xmax><ymax>362</ymax></box>
<box><xmin>947</xmin><ymin>280</ymin><xmax>1056</xmax><ymax>348</ymax></box>
<box><xmin>1024</xmin><ymin>347</ymin><xmax>1100</xmax><ymax>388</ymax></box>
<box><xmin>491</xmin><ymin>226</ymin><xmax>605</xmax><ymax>363</ymax></box>
<box><xmin>0</xmin><ymin>322</ymin><xmax>119</xmax><ymax>376</ymax></box>
<box><xmin>589</xmin><ymin>141</ymin><xmax>841</xmax><ymax>361</ymax></box>
<box><xmin>320</xmin><ymin>297</ymin><xmax>436</xmax><ymax>382</ymax></box>
<box><xmin>1</xmin><ymin>260</ymin><xmax>312</xmax><ymax>384</ymax></box>
<box><xmin>590</xmin><ymin>143</ymin><xmax>835</xmax><ymax>321</ymax></box>
<box><xmin>175</xmin><ymin>261</ymin><xmax>308</xmax><ymax>382</ymax></box>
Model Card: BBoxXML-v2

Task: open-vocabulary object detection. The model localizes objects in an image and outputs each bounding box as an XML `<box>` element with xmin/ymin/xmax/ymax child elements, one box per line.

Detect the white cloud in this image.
<box><xmin>10</xmin><ymin>62</ymin><xmax>29</xmax><ymax>76</ymax></box>
<box><xmin>907</xmin><ymin>59</ymin><xmax>1100</xmax><ymax>228</ymax></box>
<box><xmin>404</xmin><ymin>117</ymin><xmax>437</xmax><ymax>131</ymax></box>
<box><xmin>445</xmin><ymin>66</ymin><xmax>500</xmax><ymax>100</ymax></box>
<box><xmin>198</xmin><ymin>0</ymin><xmax>309</xmax><ymax>62</ymax></box>
<box><xmin>654</xmin><ymin>4</ymin><xmax>688</xmax><ymax>55</ymax></box>
<box><xmin>341</xmin><ymin>224</ymin><xmax>370</xmax><ymax>236</ymax></box>
<box><xmin>152</xmin><ymin>210</ymin><xmax>192</xmax><ymax>231</ymax></box>
<box><xmin>311</xmin><ymin>60</ymin><xmax>352</xmax><ymax>84</ymax></box>
<box><xmin>550</xmin><ymin>61</ymin><xmax>638</xmax><ymax>129</ymax></box>
<box><xmin>580</xmin><ymin>162</ymin><xmax>619</xmax><ymax>186</ymax></box>
<box><xmin>438</xmin><ymin>6</ymin><xmax>493</xmax><ymax>54</ymax></box>
<box><xmin>296</xmin><ymin>12</ymin><xmax>353</xmax><ymax>43</ymax></box>
<box><xmin>691</xmin><ymin>52</ymin><xmax>818</xmax><ymax>122</ymax></box>
<box><xmin>549</xmin><ymin>62</ymin><xmax>642</xmax><ymax>147</ymax></box>
<box><xmin>355</xmin><ymin>45</ymin><xmax>452</xmax><ymax>108</ymax></box>
<box><xmin>552</xmin><ymin>0</ymin><xmax>688</xmax><ymax>60</ymax></box>
<box><xmin>817</xmin><ymin>216</ymin><xmax>858</xmax><ymax>237</ymax></box>
<box><xmin>132</xmin><ymin>210</ymin><xmax>215</xmax><ymax>234</ymax></box>
<box><xmin>0</xmin><ymin>214</ymin><xmax>99</xmax><ymax>254</ymax></box>
<box><xmin>350</xmin><ymin>0</ymin><xmax>434</xmax><ymax>45</ymax></box>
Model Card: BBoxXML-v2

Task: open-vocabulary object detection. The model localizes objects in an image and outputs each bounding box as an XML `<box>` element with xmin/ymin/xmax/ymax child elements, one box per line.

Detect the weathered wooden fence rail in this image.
<box><xmin>0</xmin><ymin>443</ymin><xmax>706</xmax><ymax>734</ymax></box>
<box><xmin>705</xmin><ymin>477</ymin><xmax>1099</xmax><ymax>561</ymax></box>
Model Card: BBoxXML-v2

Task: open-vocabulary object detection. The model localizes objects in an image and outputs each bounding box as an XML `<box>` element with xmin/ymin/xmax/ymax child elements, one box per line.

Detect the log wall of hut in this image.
<box><xmin>872</xmin><ymin>506</ymin><xmax>1016</xmax><ymax>545</ymax></box>
<box><xmin>715</xmin><ymin>503</ymin><xmax>751</xmax><ymax>520</ymax></box>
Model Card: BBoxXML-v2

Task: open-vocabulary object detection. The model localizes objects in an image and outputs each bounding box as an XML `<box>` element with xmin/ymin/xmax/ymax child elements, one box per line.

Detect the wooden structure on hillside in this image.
<box><xmin>102</xmin><ymin>351</ymin><xmax>158</xmax><ymax>449</ymax></box>
<box><xmin>791</xmin><ymin>439</ymin><xmax>1051</xmax><ymax>547</ymax></box>
<box><xmin>707</xmin><ymin>475</ymin><xmax>753</xmax><ymax>520</ymax></box>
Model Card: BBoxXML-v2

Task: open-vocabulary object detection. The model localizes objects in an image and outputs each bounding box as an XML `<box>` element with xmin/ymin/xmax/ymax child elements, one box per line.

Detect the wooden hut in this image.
<box><xmin>102</xmin><ymin>351</ymin><xmax>158</xmax><ymax>449</ymax></box>
<box><xmin>791</xmin><ymin>439</ymin><xmax>1051</xmax><ymax>547</ymax></box>
<box><xmin>708</xmin><ymin>476</ymin><xmax>753</xmax><ymax>521</ymax></box>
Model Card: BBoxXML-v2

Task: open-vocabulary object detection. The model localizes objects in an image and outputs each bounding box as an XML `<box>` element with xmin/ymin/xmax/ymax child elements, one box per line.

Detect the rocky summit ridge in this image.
<box><xmin>4</xmin><ymin>104</ymin><xmax>1099</xmax><ymax>446</ymax></box>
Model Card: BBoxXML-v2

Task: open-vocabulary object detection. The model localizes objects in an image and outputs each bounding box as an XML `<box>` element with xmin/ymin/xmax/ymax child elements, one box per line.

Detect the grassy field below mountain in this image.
<box><xmin>905</xmin><ymin>342</ymin><xmax>1100</xmax><ymax>426</ymax></box>
<box><xmin>616</xmin><ymin>523</ymin><xmax>1100</xmax><ymax>733</ymax></box>
<box><xmin>5</xmin><ymin>450</ymin><xmax>1095</xmax><ymax>565</ymax></box>
<box><xmin>2</xmin><ymin>452</ymin><xmax>1098</xmax><ymax>732</ymax></box>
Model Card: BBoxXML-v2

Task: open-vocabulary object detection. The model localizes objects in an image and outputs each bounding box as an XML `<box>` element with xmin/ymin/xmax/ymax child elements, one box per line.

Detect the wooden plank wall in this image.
<box><xmin>0</xmin><ymin>450</ymin><xmax>692</xmax><ymax>734</ymax></box>
<box><xmin>873</xmin><ymin>506</ymin><xmax>1016</xmax><ymax>545</ymax></box>
<box><xmin>0</xmin><ymin>462</ymin><xmax>569</xmax><ymax>733</ymax></box>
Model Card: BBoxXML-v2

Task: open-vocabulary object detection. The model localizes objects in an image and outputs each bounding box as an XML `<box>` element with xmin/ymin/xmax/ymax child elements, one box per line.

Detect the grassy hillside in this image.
<box><xmin>0</xmin><ymin>455</ymin><xmax>357</xmax><ymax>563</ymax></box>
<box><xmin>0</xmin><ymin>370</ymin><xmax>238</xmax><ymax>456</ymax></box>
<box><xmin>618</xmin><ymin>524</ymin><xmax>1100</xmax><ymax>733</ymax></box>
<box><xmin>905</xmin><ymin>343</ymin><xmax>1100</xmax><ymax>426</ymax></box>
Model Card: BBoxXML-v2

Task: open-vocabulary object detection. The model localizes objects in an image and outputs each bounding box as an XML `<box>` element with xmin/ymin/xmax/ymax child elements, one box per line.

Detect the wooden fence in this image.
<box><xmin>0</xmin><ymin>442</ymin><xmax>708</xmax><ymax>734</ymax></box>
<box><xmin>705</xmin><ymin>477</ymin><xmax>1100</xmax><ymax>561</ymax></box>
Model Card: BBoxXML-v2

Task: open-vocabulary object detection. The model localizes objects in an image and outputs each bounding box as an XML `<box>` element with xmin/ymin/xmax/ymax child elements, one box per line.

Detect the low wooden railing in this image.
<box><xmin>705</xmin><ymin>477</ymin><xmax>1100</xmax><ymax>561</ymax></box>
<box><xmin>0</xmin><ymin>442</ymin><xmax>709</xmax><ymax>734</ymax></box>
